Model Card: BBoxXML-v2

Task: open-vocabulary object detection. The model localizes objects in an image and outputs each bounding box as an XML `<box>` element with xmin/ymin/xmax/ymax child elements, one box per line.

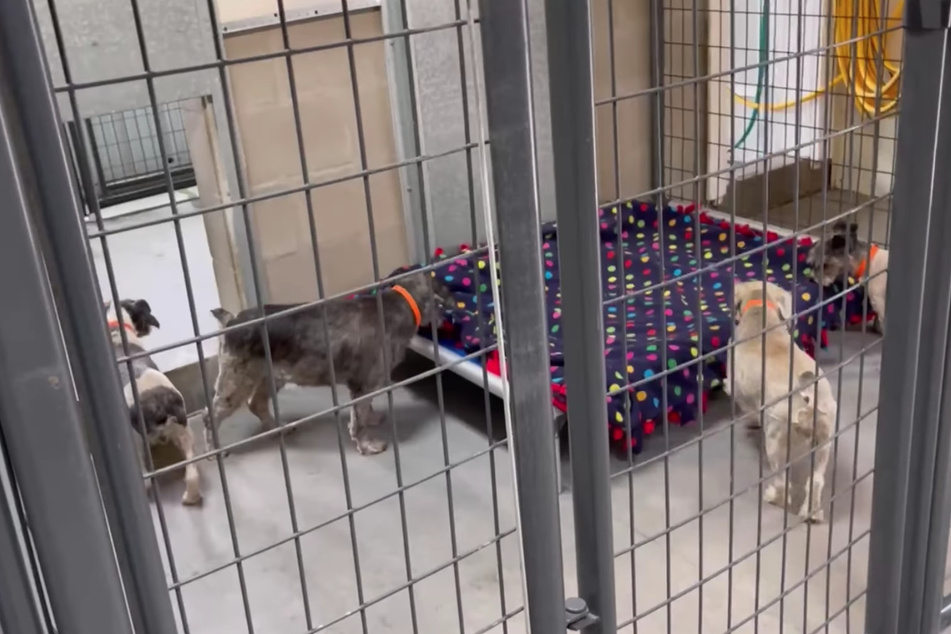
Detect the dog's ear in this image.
<box><xmin>797</xmin><ymin>370</ymin><xmax>817</xmax><ymax>402</ymax></box>
<box><xmin>210</xmin><ymin>308</ymin><xmax>234</xmax><ymax>326</ymax></box>
<box><xmin>797</xmin><ymin>370</ymin><xmax>833</xmax><ymax>415</ymax></box>
<box><xmin>121</xmin><ymin>299</ymin><xmax>160</xmax><ymax>336</ymax></box>
<box><xmin>761</xmin><ymin>283</ymin><xmax>793</xmax><ymax>322</ymax></box>
<box><xmin>136</xmin><ymin>300</ymin><xmax>161</xmax><ymax>329</ymax></box>
<box><xmin>773</xmin><ymin>295</ymin><xmax>788</xmax><ymax>322</ymax></box>
<box><xmin>848</xmin><ymin>222</ymin><xmax>860</xmax><ymax>237</ymax></box>
<box><xmin>731</xmin><ymin>281</ymin><xmax>752</xmax><ymax>318</ymax></box>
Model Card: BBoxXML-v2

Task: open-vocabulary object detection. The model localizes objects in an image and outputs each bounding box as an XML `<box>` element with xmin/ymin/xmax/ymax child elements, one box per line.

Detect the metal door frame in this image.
<box><xmin>0</xmin><ymin>0</ymin><xmax>182</xmax><ymax>631</ymax></box>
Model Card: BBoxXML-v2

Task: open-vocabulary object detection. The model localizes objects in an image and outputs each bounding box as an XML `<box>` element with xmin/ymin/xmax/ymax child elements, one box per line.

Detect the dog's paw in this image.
<box><xmin>206</xmin><ymin>447</ymin><xmax>230</xmax><ymax>461</ymax></box>
<box><xmin>356</xmin><ymin>438</ymin><xmax>388</xmax><ymax>455</ymax></box>
<box><xmin>799</xmin><ymin>506</ymin><xmax>824</xmax><ymax>523</ymax></box>
<box><xmin>204</xmin><ymin>433</ymin><xmax>229</xmax><ymax>460</ymax></box>
<box><xmin>182</xmin><ymin>489</ymin><xmax>203</xmax><ymax>506</ymax></box>
<box><xmin>763</xmin><ymin>483</ymin><xmax>786</xmax><ymax>507</ymax></box>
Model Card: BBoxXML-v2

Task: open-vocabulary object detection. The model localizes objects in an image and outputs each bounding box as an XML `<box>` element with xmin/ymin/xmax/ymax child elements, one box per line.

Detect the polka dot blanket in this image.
<box><xmin>423</xmin><ymin>200</ymin><xmax>875</xmax><ymax>452</ymax></box>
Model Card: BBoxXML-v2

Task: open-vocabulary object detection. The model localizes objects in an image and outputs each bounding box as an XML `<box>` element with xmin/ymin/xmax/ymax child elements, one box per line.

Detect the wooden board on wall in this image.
<box><xmin>592</xmin><ymin>0</ymin><xmax>655</xmax><ymax>205</ymax></box>
<box><xmin>224</xmin><ymin>10</ymin><xmax>409</xmax><ymax>302</ymax></box>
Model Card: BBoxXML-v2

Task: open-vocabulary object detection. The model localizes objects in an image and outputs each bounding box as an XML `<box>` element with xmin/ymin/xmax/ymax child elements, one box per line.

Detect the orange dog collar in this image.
<box><xmin>107</xmin><ymin>320</ymin><xmax>135</xmax><ymax>334</ymax></box>
<box><xmin>853</xmin><ymin>244</ymin><xmax>879</xmax><ymax>279</ymax></box>
<box><xmin>741</xmin><ymin>298</ymin><xmax>777</xmax><ymax>315</ymax></box>
<box><xmin>391</xmin><ymin>285</ymin><xmax>421</xmax><ymax>328</ymax></box>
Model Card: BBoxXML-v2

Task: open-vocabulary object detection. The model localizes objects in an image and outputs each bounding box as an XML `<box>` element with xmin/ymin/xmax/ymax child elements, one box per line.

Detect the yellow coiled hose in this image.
<box><xmin>733</xmin><ymin>0</ymin><xmax>903</xmax><ymax>117</ymax></box>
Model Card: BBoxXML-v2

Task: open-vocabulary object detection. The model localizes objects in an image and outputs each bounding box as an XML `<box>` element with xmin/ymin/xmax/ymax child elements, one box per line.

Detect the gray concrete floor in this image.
<box><xmin>100</xmin><ymin>190</ymin><xmax>893</xmax><ymax>632</ymax></box>
<box><xmin>149</xmin><ymin>331</ymin><xmax>881</xmax><ymax>634</ymax></box>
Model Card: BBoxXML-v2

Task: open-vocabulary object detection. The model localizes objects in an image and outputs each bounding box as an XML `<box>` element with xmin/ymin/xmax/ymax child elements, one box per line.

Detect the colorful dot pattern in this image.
<box><xmin>424</xmin><ymin>201</ymin><xmax>871</xmax><ymax>454</ymax></box>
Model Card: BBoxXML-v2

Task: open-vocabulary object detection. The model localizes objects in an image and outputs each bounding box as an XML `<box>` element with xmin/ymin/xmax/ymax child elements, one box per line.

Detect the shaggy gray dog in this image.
<box><xmin>807</xmin><ymin>220</ymin><xmax>888</xmax><ymax>334</ymax></box>
<box><xmin>205</xmin><ymin>270</ymin><xmax>451</xmax><ymax>455</ymax></box>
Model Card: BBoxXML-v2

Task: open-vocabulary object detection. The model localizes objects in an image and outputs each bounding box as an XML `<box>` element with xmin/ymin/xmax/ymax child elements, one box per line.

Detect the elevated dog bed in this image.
<box><xmin>424</xmin><ymin>201</ymin><xmax>872</xmax><ymax>452</ymax></box>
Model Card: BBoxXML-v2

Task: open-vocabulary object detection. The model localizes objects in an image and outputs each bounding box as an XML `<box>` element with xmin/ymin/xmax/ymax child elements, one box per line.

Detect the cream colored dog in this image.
<box><xmin>723</xmin><ymin>280</ymin><xmax>836</xmax><ymax>522</ymax></box>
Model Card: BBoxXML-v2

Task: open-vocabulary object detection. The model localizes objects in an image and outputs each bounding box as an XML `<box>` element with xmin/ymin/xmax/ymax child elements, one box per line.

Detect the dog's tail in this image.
<box><xmin>210</xmin><ymin>308</ymin><xmax>234</xmax><ymax>326</ymax></box>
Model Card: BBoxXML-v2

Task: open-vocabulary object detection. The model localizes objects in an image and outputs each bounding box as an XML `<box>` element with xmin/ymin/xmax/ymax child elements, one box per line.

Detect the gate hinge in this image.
<box><xmin>566</xmin><ymin>597</ymin><xmax>599</xmax><ymax>630</ymax></box>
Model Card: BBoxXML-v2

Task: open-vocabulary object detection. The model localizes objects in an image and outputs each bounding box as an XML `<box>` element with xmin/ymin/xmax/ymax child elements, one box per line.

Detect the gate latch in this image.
<box><xmin>566</xmin><ymin>597</ymin><xmax>599</xmax><ymax>630</ymax></box>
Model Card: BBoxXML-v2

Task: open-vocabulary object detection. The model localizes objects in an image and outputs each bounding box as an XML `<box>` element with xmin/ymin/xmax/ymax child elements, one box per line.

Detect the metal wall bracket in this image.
<box><xmin>566</xmin><ymin>597</ymin><xmax>600</xmax><ymax>630</ymax></box>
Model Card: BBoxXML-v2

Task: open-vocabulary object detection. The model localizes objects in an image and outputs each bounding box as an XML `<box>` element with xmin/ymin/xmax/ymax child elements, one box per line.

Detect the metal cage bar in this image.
<box><xmin>0</xmin><ymin>61</ymin><xmax>139</xmax><ymax>634</ymax></box>
<box><xmin>477</xmin><ymin>0</ymin><xmax>568</xmax><ymax>632</ymax></box>
<box><xmin>543</xmin><ymin>0</ymin><xmax>618</xmax><ymax>632</ymax></box>
<box><xmin>0</xmin><ymin>458</ymin><xmax>46</xmax><ymax>634</ymax></box>
<box><xmin>866</xmin><ymin>10</ymin><xmax>951</xmax><ymax>633</ymax></box>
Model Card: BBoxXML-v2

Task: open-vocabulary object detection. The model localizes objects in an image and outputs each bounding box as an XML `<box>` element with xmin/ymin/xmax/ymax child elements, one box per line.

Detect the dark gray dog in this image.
<box><xmin>205</xmin><ymin>271</ymin><xmax>451</xmax><ymax>455</ymax></box>
<box><xmin>806</xmin><ymin>220</ymin><xmax>888</xmax><ymax>333</ymax></box>
<box><xmin>107</xmin><ymin>299</ymin><xmax>201</xmax><ymax>505</ymax></box>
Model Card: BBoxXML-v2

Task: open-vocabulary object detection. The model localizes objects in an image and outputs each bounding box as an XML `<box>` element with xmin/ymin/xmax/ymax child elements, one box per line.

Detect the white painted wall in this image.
<box><xmin>729</xmin><ymin>0</ymin><xmax>829</xmax><ymax>164</ymax></box>
<box><xmin>707</xmin><ymin>0</ymin><xmax>903</xmax><ymax>203</ymax></box>
<box><xmin>88</xmin><ymin>200</ymin><xmax>220</xmax><ymax>371</ymax></box>
<box><xmin>32</xmin><ymin>0</ymin><xmax>218</xmax><ymax>120</ymax></box>
<box><xmin>707</xmin><ymin>0</ymin><xmax>831</xmax><ymax>201</ymax></box>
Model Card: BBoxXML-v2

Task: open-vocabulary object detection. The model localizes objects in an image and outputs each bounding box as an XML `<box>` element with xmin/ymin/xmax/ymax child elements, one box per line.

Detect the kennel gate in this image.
<box><xmin>1</xmin><ymin>0</ymin><xmax>951</xmax><ymax>631</ymax></box>
<box><xmin>84</xmin><ymin>100</ymin><xmax>197</xmax><ymax>207</ymax></box>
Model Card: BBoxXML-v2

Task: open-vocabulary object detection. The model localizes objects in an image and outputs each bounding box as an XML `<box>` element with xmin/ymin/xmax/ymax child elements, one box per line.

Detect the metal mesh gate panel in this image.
<box><xmin>1</xmin><ymin>0</ymin><xmax>951</xmax><ymax>633</ymax></box>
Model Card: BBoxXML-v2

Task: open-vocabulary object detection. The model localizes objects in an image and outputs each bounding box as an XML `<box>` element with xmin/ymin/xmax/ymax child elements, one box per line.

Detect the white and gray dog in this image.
<box><xmin>205</xmin><ymin>270</ymin><xmax>451</xmax><ymax>456</ymax></box>
<box><xmin>807</xmin><ymin>220</ymin><xmax>888</xmax><ymax>333</ymax></box>
<box><xmin>726</xmin><ymin>281</ymin><xmax>837</xmax><ymax>522</ymax></box>
<box><xmin>107</xmin><ymin>299</ymin><xmax>201</xmax><ymax>505</ymax></box>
